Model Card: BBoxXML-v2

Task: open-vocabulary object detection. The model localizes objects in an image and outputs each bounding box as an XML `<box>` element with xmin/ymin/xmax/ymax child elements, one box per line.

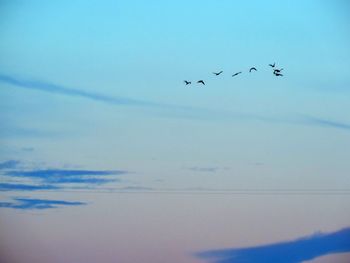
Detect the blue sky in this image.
<box><xmin>1</xmin><ymin>1</ymin><xmax>350</xmax><ymax>262</ymax></box>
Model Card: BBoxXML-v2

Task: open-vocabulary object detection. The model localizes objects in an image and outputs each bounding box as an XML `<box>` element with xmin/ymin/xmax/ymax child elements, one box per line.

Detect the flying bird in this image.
<box><xmin>197</xmin><ymin>80</ymin><xmax>205</xmax><ymax>85</ymax></box>
<box><xmin>273</xmin><ymin>68</ymin><xmax>283</xmax><ymax>75</ymax></box>
<box><xmin>213</xmin><ymin>71</ymin><xmax>223</xmax><ymax>76</ymax></box>
<box><xmin>184</xmin><ymin>80</ymin><xmax>191</xmax><ymax>85</ymax></box>
<box><xmin>274</xmin><ymin>73</ymin><xmax>283</xmax><ymax>77</ymax></box>
<box><xmin>232</xmin><ymin>72</ymin><xmax>242</xmax><ymax>77</ymax></box>
<box><xmin>269</xmin><ymin>63</ymin><xmax>275</xmax><ymax>68</ymax></box>
<box><xmin>249</xmin><ymin>67</ymin><xmax>257</xmax><ymax>72</ymax></box>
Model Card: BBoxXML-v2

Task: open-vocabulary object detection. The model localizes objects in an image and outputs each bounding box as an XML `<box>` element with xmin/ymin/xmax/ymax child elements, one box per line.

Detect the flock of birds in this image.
<box><xmin>184</xmin><ymin>63</ymin><xmax>284</xmax><ymax>86</ymax></box>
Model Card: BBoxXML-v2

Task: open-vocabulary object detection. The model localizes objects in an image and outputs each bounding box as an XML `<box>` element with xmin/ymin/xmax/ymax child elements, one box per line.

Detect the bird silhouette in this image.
<box><xmin>274</xmin><ymin>73</ymin><xmax>283</xmax><ymax>77</ymax></box>
<box><xmin>232</xmin><ymin>72</ymin><xmax>242</xmax><ymax>77</ymax></box>
<box><xmin>273</xmin><ymin>68</ymin><xmax>283</xmax><ymax>75</ymax></box>
<box><xmin>184</xmin><ymin>80</ymin><xmax>191</xmax><ymax>85</ymax></box>
<box><xmin>197</xmin><ymin>80</ymin><xmax>205</xmax><ymax>85</ymax></box>
<box><xmin>249</xmin><ymin>67</ymin><xmax>257</xmax><ymax>72</ymax></box>
<box><xmin>213</xmin><ymin>71</ymin><xmax>223</xmax><ymax>76</ymax></box>
<box><xmin>269</xmin><ymin>63</ymin><xmax>275</xmax><ymax>68</ymax></box>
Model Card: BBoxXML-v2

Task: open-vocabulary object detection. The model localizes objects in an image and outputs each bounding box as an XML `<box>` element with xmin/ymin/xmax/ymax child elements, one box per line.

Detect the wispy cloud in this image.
<box><xmin>0</xmin><ymin>183</ymin><xmax>60</xmax><ymax>191</ymax></box>
<box><xmin>196</xmin><ymin>227</ymin><xmax>350</xmax><ymax>263</ymax></box>
<box><xmin>185</xmin><ymin>166</ymin><xmax>230</xmax><ymax>173</ymax></box>
<box><xmin>21</xmin><ymin>147</ymin><xmax>34</xmax><ymax>152</ymax></box>
<box><xmin>0</xmin><ymin>163</ymin><xmax>129</xmax><ymax>210</ymax></box>
<box><xmin>0</xmin><ymin>73</ymin><xmax>184</xmax><ymax>109</ymax></box>
<box><xmin>1</xmin><ymin>73</ymin><xmax>350</xmax><ymax>132</ymax></box>
<box><xmin>0</xmin><ymin>125</ymin><xmax>59</xmax><ymax>138</ymax></box>
<box><xmin>6</xmin><ymin>169</ymin><xmax>125</xmax><ymax>178</ymax></box>
<box><xmin>0</xmin><ymin>160</ymin><xmax>20</xmax><ymax>170</ymax></box>
<box><xmin>4</xmin><ymin>168</ymin><xmax>126</xmax><ymax>186</ymax></box>
<box><xmin>300</xmin><ymin>115</ymin><xmax>350</xmax><ymax>130</ymax></box>
<box><xmin>115</xmin><ymin>186</ymin><xmax>155</xmax><ymax>191</ymax></box>
<box><xmin>0</xmin><ymin>197</ymin><xmax>86</xmax><ymax>210</ymax></box>
<box><xmin>42</xmin><ymin>177</ymin><xmax>117</xmax><ymax>184</ymax></box>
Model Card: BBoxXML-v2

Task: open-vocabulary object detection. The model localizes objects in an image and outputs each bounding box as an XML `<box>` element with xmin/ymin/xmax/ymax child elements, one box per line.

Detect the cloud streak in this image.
<box><xmin>300</xmin><ymin>115</ymin><xmax>350</xmax><ymax>130</ymax></box>
<box><xmin>0</xmin><ymin>160</ymin><xmax>20</xmax><ymax>170</ymax></box>
<box><xmin>196</xmin><ymin>227</ymin><xmax>350</xmax><ymax>263</ymax></box>
<box><xmin>0</xmin><ymin>73</ymin><xmax>186</xmax><ymax>110</ymax></box>
<box><xmin>0</xmin><ymin>163</ymin><xmax>129</xmax><ymax>193</ymax></box>
<box><xmin>0</xmin><ymin>164</ymin><xmax>128</xmax><ymax>210</ymax></box>
<box><xmin>0</xmin><ymin>125</ymin><xmax>59</xmax><ymax>138</ymax></box>
<box><xmin>185</xmin><ymin>166</ymin><xmax>229</xmax><ymax>173</ymax></box>
<box><xmin>0</xmin><ymin>183</ymin><xmax>60</xmax><ymax>191</ymax></box>
<box><xmin>6</xmin><ymin>169</ymin><xmax>125</xmax><ymax>178</ymax></box>
<box><xmin>4</xmin><ymin>168</ymin><xmax>126</xmax><ymax>185</ymax></box>
<box><xmin>1</xmin><ymin>73</ymin><xmax>350</xmax><ymax>132</ymax></box>
<box><xmin>0</xmin><ymin>198</ymin><xmax>86</xmax><ymax>210</ymax></box>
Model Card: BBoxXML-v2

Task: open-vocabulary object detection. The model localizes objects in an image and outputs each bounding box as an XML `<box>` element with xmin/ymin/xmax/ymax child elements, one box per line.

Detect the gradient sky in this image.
<box><xmin>1</xmin><ymin>1</ymin><xmax>350</xmax><ymax>262</ymax></box>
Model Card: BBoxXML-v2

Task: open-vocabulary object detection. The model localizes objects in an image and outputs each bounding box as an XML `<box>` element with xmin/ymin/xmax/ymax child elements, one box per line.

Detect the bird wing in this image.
<box><xmin>232</xmin><ymin>72</ymin><xmax>241</xmax><ymax>76</ymax></box>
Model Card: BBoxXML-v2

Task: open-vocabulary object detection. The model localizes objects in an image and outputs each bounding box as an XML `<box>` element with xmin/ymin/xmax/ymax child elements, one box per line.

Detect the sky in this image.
<box><xmin>0</xmin><ymin>1</ymin><xmax>350</xmax><ymax>262</ymax></box>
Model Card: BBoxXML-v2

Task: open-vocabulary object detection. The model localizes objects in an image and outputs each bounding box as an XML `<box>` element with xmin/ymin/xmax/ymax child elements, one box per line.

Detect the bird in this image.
<box><xmin>197</xmin><ymin>80</ymin><xmax>205</xmax><ymax>85</ymax></box>
<box><xmin>213</xmin><ymin>71</ymin><xmax>223</xmax><ymax>76</ymax></box>
<box><xmin>249</xmin><ymin>67</ymin><xmax>257</xmax><ymax>72</ymax></box>
<box><xmin>274</xmin><ymin>73</ymin><xmax>283</xmax><ymax>77</ymax></box>
<box><xmin>184</xmin><ymin>80</ymin><xmax>191</xmax><ymax>85</ymax></box>
<box><xmin>232</xmin><ymin>71</ymin><xmax>242</xmax><ymax>77</ymax></box>
<box><xmin>269</xmin><ymin>63</ymin><xmax>275</xmax><ymax>68</ymax></box>
<box><xmin>273</xmin><ymin>68</ymin><xmax>283</xmax><ymax>75</ymax></box>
